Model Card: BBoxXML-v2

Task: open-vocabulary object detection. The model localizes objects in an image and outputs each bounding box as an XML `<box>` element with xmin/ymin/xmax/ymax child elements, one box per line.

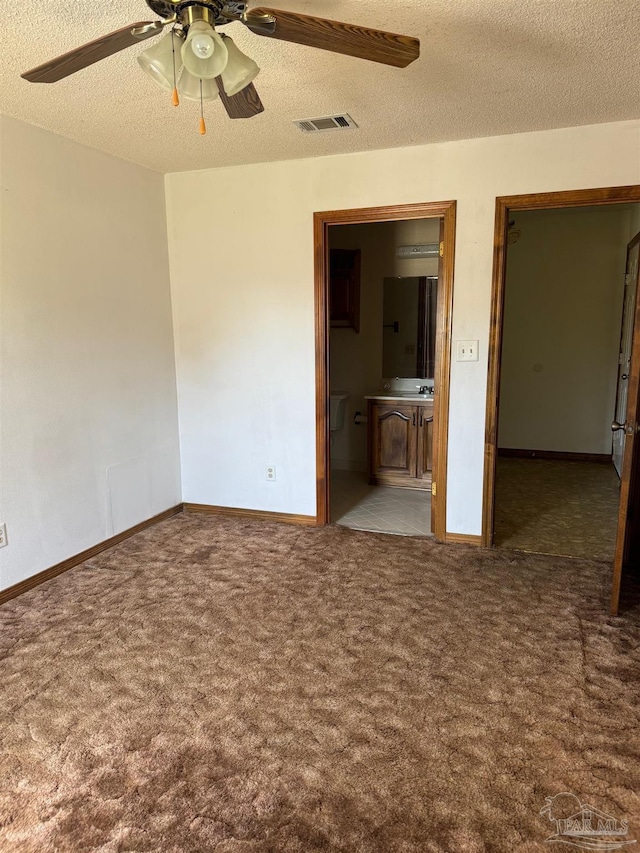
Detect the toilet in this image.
<box><xmin>329</xmin><ymin>393</ymin><xmax>349</xmax><ymax>437</ymax></box>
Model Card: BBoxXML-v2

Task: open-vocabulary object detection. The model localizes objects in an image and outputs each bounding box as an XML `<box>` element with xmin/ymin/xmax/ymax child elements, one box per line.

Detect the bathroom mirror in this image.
<box><xmin>382</xmin><ymin>276</ymin><xmax>437</xmax><ymax>378</ymax></box>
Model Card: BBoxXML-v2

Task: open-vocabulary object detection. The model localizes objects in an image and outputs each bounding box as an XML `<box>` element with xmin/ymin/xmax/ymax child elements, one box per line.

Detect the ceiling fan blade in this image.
<box><xmin>215</xmin><ymin>79</ymin><xmax>264</xmax><ymax>119</ymax></box>
<box><xmin>247</xmin><ymin>8</ymin><xmax>419</xmax><ymax>68</ymax></box>
<box><xmin>21</xmin><ymin>21</ymin><xmax>165</xmax><ymax>83</ymax></box>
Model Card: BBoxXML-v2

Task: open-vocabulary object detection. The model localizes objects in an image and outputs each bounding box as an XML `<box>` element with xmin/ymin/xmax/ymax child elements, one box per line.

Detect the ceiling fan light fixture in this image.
<box><xmin>182</xmin><ymin>21</ymin><xmax>228</xmax><ymax>79</ymax></box>
<box><xmin>178</xmin><ymin>70</ymin><xmax>219</xmax><ymax>101</ymax></box>
<box><xmin>220</xmin><ymin>35</ymin><xmax>260</xmax><ymax>97</ymax></box>
<box><xmin>137</xmin><ymin>30</ymin><xmax>181</xmax><ymax>91</ymax></box>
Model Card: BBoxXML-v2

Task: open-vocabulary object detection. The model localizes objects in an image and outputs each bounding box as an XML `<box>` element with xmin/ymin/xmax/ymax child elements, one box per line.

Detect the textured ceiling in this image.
<box><xmin>2</xmin><ymin>0</ymin><xmax>640</xmax><ymax>173</ymax></box>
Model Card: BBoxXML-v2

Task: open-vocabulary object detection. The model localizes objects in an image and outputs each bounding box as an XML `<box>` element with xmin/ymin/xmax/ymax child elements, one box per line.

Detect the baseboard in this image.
<box><xmin>183</xmin><ymin>503</ymin><xmax>317</xmax><ymax>526</ymax></box>
<box><xmin>0</xmin><ymin>505</ymin><xmax>184</xmax><ymax>608</ymax></box>
<box><xmin>444</xmin><ymin>532</ymin><xmax>483</xmax><ymax>546</ymax></box>
<box><xmin>498</xmin><ymin>447</ymin><xmax>611</xmax><ymax>464</ymax></box>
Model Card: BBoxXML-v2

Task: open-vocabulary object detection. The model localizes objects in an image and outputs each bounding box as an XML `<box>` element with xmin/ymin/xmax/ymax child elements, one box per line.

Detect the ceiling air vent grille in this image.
<box><xmin>293</xmin><ymin>114</ymin><xmax>358</xmax><ymax>133</ymax></box>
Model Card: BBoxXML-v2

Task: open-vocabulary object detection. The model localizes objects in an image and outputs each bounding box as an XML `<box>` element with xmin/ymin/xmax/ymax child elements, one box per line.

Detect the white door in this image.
<box><xmin>613</xmin><ymin>240</ymin><xmax>640</xmax><ymax>476</ymax></box>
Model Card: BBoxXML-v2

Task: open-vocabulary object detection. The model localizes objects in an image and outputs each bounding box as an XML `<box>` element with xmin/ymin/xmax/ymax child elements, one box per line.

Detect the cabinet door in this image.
<box><xmin>370</xmin><ymin>403</ymin><xmax>417</xmax><ymax>481</ymax></box>
<box><xmin>330</xmin><ymin>249</ymin><xmax>361</xmax><ymax>332</ymax></box>
<box><xmin>416</xmin><ymin>405</ymin><xmax>434</xmax><ymax>484</ymax></box>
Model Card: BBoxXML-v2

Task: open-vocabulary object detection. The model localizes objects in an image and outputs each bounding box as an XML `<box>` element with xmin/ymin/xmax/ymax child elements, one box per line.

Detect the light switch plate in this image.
<box><xmin>456</xmin><ymin>340</ymin><xmax>479</xmax><ymax>362</ymax></box>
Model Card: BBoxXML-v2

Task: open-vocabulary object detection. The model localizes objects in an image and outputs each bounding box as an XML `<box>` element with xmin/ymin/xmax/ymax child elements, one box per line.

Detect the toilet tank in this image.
<box><xmin>329</xmin><ymin>393</ymin><xmax>349</xmax><ymax>431</ymax></box>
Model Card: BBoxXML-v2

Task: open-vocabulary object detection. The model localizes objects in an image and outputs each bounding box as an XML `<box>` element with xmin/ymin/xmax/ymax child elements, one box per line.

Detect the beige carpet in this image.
<box><xmin>1</xmin><ymin>513</ymin><xmax>639</xmax><ymax>852</ymax></box>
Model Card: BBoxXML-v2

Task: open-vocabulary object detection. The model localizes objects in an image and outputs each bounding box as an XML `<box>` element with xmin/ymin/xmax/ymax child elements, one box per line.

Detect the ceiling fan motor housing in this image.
<box><xmin>145</xmin><ymin>0</ymin><xmax>247</xmax><ymax>27</ymax></box>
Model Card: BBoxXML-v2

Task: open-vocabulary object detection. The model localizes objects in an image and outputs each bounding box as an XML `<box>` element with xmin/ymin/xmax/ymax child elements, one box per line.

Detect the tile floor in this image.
<box><xmin>330</xmin><ymin>469</ymin><xmax>431</xmax><ymax>536</ymax></box>
<box><xmin>494</xmin><ymin>457</ymin><xmax>620</xmax><ymax>561</ymax></box>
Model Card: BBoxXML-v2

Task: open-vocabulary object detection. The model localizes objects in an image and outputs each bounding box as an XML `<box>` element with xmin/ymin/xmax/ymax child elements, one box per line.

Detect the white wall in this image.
<box><xmin>498</xmin><ymin>205</ymin><xmax>635</xmax><ymax>454</ymax></box>
<box><xmin>165</xmin><ymin>119</ymin><xmax>640</xmax><ymax>534</ymax></box>
<box><xmin>0</xmin><ymin>116</ymin><xmax>181</xmax><ymax>591</ymax></box>
<box><xmin>329</xmin><ymin>219</ymin><xmax>439</xmax><ymax>469</ymax></box>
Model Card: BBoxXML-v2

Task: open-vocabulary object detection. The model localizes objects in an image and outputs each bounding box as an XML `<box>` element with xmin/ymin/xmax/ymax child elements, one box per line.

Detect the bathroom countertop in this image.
<box><xmin>364</xmin><ymin>395</ymin><xmax>434</xmax><ymax>403</ymax></box>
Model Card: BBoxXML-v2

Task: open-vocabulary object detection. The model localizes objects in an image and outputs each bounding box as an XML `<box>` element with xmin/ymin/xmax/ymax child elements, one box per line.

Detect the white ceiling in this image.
<box><xmin>2</xmin><ymin>0</ymin><xmax>640</xmax><ymax>174</ymax></box>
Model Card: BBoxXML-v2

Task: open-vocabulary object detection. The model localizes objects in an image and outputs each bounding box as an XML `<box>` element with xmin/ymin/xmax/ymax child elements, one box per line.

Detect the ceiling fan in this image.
<box><xmin>21</xmin><ymin>1</ymin><xmax>420</xmax><ymax>131</ymax></box>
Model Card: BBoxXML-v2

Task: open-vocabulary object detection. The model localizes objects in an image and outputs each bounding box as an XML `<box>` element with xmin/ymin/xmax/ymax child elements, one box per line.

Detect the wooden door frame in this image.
<box><xmin>482</xmin><ymin>185</ymin><xmax>640</xmax><ymax>548</ymax></box>
<box><xmin>314</xmin><ymin>200</ymin><xmax>457</xmax><ymax>541</ymax></box>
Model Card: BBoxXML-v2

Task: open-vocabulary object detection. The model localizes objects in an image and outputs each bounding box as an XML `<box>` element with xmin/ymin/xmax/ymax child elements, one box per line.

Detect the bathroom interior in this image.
<box><xmin>328</xmin><ymin>217</ymin><xmax>441</xmax><ymax>536</ymax></box>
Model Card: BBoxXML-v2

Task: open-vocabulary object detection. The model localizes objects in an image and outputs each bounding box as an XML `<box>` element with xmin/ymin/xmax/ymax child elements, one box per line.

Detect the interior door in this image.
<box><xmin>612</xmin><ymin>240</ymin><xmax>639</xmax><ymax>475</ymax></box>
<box><xmin>611</xmin><ymin>232</ymin><xmax>640</xmax><ymax>615</ymax></box>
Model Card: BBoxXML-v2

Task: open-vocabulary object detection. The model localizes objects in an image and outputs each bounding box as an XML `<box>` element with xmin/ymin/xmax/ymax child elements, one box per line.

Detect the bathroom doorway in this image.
<box><xmin>314</xmin><ymin>201</ymin><xmax>456</xmax><ymax>541</ymax></box>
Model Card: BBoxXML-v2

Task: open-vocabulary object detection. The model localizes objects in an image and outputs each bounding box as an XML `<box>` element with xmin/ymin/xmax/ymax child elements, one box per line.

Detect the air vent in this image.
<box><xmin>396</xmin><ymin>244</ymin><xmax>440</xmax><ymax>259</ymax></box>
<box><xmin>293</xmin><ymin>114</ymin><xmax>358</xmax><ymax>133</ymax></box>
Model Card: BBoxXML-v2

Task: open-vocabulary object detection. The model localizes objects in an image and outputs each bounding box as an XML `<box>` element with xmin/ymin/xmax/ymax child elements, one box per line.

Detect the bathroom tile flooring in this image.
<box><xmin>330</xmin><ymin>469</ymin><xmax>431</xmax><ymax>537</ymax></box>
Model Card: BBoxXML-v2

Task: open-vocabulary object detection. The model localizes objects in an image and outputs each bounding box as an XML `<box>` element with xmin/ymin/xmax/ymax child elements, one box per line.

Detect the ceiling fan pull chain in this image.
<box><xmin>171</xmin><ymin>29</ymin><xmax>180</xmax><ymax>106</ymax></box>
<box><xmin>199</xmin><ymin>79</ymin><xmax>207</xmax><ymax>135</ymax></box>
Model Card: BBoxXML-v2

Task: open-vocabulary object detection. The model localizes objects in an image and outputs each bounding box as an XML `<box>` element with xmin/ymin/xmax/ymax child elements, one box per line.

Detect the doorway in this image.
<box><xmin>483</xmin><ymin>186</ymin><xmax>640</xmax><ymax>615</ymax></box>
<box><xmin>314</xmin><ymin>202</ymin><xmax>456</xmax><ymax>541</ymax></box>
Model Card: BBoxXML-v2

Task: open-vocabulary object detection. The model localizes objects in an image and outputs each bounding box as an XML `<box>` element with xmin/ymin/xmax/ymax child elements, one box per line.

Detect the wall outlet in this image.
<box><xmin>0</xmin><ymin>523</ymin><xmax>7</xmax><ymax>548</ymax></box>
<box><xmin>266</xmin><ymin>465</ymin><xmax>276</xmax><ymax>481</ymax></box>
<box><xmin>456</xmin><ymin>340</ymin><xmax>479</xmax><ymax>362</ymax></box>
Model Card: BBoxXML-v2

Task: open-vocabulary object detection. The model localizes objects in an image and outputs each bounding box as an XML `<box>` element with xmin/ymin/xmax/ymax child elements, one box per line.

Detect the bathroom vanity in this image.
<box><xmin>365</xmin><ymin>395</ymin><xmax>434</xmax><ymax>490</ymax></box>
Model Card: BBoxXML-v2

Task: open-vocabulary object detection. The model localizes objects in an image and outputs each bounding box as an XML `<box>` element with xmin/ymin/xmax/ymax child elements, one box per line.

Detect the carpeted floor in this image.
<box><xmin>1</xmin><ymin>513</ymin><xmax>639</xmax><ymax>852</ymax></box>
<box><xmin>494</xmin><ymin>458</ymin><xmax>620</xmax><ymax>560</ymax></box>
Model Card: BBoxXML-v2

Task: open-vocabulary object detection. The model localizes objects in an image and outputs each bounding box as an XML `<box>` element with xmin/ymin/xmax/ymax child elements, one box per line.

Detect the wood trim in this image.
<box><xmin>444</xmin><ymin>532</ymin><xmax>482</xmax><ymax>546</ymax></box>
<box><xmin>433</xmin><ymin>204</ymin><xmax>456</xmax><ymax>541</ymax></box>
<box><xmin>482</xmin><ymin>197</ymin><xmax>510</xmax><ymax>547</ymax></box>
<box><xmin>183</xmin><ymin>503</ymin><xmax>317</xmax><ymax>526</ymax></box>
<box><xmin>0</xmin><ymin>505</ymin><xmax>184</xmax><ymax>607</ymax></box>
<box><xmin>493</xmin><ymin>185</ymin><xmax>640</xmax><ymax>212</ymax></box>
<box><xmin>314</xmin><ymin>201</ymin><xmax>457</xmax><ymax>541</ymax></box>
<box><xmin>482</xmin><ymin>185</ymin><xmax>640</xmax><ymax>549</ymax></box>
<box><xmin>314</xmin><ymin>211</ymin><xmax>330</xmax><ymax>526</ymax></box>
<box><xmin>498</xmin><ymin>448</ymin><xmax>612</xmax><ymax>464</ymax></box>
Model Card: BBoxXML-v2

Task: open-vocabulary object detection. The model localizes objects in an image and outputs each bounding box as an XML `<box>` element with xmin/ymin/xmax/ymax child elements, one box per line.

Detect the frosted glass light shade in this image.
<box><xmin>137</xmin><ymin>31</ymin><xmax>181</xmax><ymax>91</ymax></box>
<box><xmin>178</xmin><ymin>71</ymin><xmax>220</xmax><ymax>101</ymax></box>
<box><xmin>182</xmin><ymin>22</ymin><xmax>228</xmax><ymax>79</ymax></box>
<box><xmin>220</xmin><ymin>35</ymin><xmax>260</xmax><ymax>96</ymax></box>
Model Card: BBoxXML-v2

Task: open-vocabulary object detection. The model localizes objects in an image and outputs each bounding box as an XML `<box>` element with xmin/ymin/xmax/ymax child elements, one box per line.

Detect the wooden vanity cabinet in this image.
<box><xmin>368</xmin><ymin>399</ymin><xmax>433</xmax><ymax>489</ymax></box>
<box><xmin>416</xmin><ymin>406</ymin><xmax>433</xmax><ymax>485</ymax></box>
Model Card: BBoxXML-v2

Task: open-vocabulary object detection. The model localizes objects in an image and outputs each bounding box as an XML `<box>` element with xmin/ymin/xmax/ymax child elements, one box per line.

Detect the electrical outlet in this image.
<box><xmin>456</xmin><ymin>340</ymin><xmax>479</xmax><ymax>362</ymax></box>
<box><xmin>266</xmin><ymin>465</ymin><xmax>276</xmax><ymax>481</ymax></box>
<box><xmin>0</xmin><ymin>523</ymin><xmax>7</xmax><ymax>548</ymax></box>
